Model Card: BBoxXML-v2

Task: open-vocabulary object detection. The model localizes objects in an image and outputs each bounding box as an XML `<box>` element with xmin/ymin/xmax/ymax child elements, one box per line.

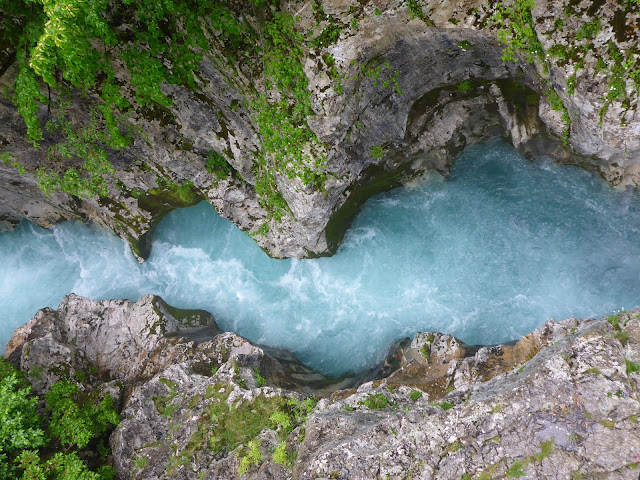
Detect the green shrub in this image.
<box><xmin>547</xmin><ymin>44</ymin><xmax>568</xmax><ymax>61</ymax></box>
<box><xmin>533</xmin><ymin>440</ymin><xmax>553</xmax><ymax>461</ymax></box>
<box><xmin>420</xmin><ymin>344</ymin><xmax>430</xmax><ymax>361</ymax></box>
<box><xmin>269</xmin><ymin>411</ymin><xmax>292</xmax><ymax>432</ymax></box>
<box><xmin>409</xmin><ymin>390</ymin><xmax>422</xmax><ymax>401</ymax></box>
<box><xmin>407</xmin><ymin>0</ymin><xmax>423</xmax><ymax>19</ymax></box>
<box><xmin>0</xmin><ymin>371</ymin><xmax>45</xmax><ymax>478</ymax></box>
<box><xmin>17</xmin><ymin>451</ymin><xmax>110</xmax><ymax>480</ymax></box>
<box><xmin>205</xmin><ymin>390</ymin><xmax>293</xmax><ymax>455</ymax></box>
<box><xmin>615</xmin><ymin>330</ymin><xmax>630</xmax><ymax>345</ymax></box>
<box><xmin>0</xmin><ymin>358</ymin><xmax>116</xmax><ymax>479</ymax></box>
<box><xmin>493</xmin><ymin>0</ymin><xmax>543</xmax><ymax>63</ymax></box>
<box><xmin>45</xmin><ymin>381</ymin><xmax>120</xmax><ymax>449</ymax></box>
<box><xmin>272</xmin><ymin>440</ymin><xmax>294</xmax><ymax>468</ymax></box>
<box><xmin>237</xmin><ymin>439</ymin><xmax>262</xmax><ymax>474</ymax></box>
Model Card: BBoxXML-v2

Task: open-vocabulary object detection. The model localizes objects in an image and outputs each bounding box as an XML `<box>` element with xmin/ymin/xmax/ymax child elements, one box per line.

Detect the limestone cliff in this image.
<box><xmin>6</xmin><ymin>295</ymin><xmax>640</xmax><ymax>479</ymax></box>
<box><xmin>1</xmin><ymin>0</ymin><xmax>639</xmax><ymax>260</ymax></box>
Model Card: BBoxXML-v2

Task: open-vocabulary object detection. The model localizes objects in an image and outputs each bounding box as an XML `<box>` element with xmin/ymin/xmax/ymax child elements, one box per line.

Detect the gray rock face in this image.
<box><xmin>1</xmin><ymin>0</ymin><xmax>638</xmax><ymax>259</ymax></box>
<box><xmin>6</xmin><ymin>295</ymin><xmax>640</xmax><ymax>479</ymax></box>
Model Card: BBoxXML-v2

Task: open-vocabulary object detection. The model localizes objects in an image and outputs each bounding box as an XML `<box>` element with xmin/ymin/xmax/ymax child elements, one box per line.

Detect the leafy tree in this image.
<box><xmin>45</xmin><ymin>381</ymin><xmax>119</xmax><ymax>450</ymax></box>
<box><xmin>0</xmin><ymin>357</ymin><xmax>119</xmax><ymax>479</ymax></box>
<box><xmin>0</xmin><ymin>371</ymin><xmax>46</xmax><ymax>478</ymax></box>
<box><xmin>0</xmin><ymin>0</ymin><xmax>250</xmax><ymax>197</ymax></box>
<box><xmin>1</xmin><ymin>0</ymin><xmax>326</xmax><ymax>209</ymax></box>
<box><xmin>18</xmin><ymin>451</ymin><xmax>102</xmax><ymax>480</ymax></box>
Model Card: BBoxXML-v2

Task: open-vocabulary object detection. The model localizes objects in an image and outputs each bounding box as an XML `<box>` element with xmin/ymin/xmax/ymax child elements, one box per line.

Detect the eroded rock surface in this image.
<box><xmin>1</xmin><ymin>0</ymin><xmax>639</xmax><ymax>259</ymax></box>
<box><xmin>6</xmin><ymin>295</ymin><xmax>640</xmax><ymax>479</ymax></box>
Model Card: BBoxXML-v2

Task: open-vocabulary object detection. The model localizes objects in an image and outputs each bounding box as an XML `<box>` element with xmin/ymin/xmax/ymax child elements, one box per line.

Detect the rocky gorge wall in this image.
<box><xmin>5</xmin><ymin>294</ymin><xmax>640</xmax><ymax>479</ymax></box>
<box><xmin>0</xmin><ymin>0</ymin><xmax>639</xmax><ymax>260</ymax></box>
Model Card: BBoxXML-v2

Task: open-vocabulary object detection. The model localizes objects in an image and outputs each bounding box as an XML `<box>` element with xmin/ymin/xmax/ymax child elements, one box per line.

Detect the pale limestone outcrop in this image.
<box><xmin>1</xmin><ymin>0</ymin><xmax>638</xmax><ymax>260</ymax></box>
<box><xmin>6</xmin><ymin>295</ymin><xmax>640</xmax><ymax>479</ymax></box>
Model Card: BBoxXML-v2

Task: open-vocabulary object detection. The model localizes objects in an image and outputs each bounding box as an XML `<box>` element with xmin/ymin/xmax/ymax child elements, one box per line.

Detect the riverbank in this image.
<box><xmin>5</xmin><ymin>294</ymin><xmax>640</xmax><ymax>479</ymax></box>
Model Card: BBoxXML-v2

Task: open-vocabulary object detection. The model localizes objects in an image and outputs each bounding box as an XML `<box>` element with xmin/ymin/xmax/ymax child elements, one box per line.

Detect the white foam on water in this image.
<box><xmin>2</xmin><ymin>139</ymin><xmax>640</xmax><ymax>375</ymax></box>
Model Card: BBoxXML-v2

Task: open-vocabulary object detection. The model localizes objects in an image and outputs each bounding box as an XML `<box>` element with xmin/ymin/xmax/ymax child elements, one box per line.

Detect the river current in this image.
<box><xmin>2</xmin><ymin>139</ymin><xmax>639</xmax><ymax>375</ymax></box>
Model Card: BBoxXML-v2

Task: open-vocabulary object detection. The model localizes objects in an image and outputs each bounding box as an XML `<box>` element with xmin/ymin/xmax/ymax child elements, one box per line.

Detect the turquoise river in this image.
<box><xmin>2</xmin><ymin>139</ymin><xmax>640</xmax><ymax>375</ymax></box>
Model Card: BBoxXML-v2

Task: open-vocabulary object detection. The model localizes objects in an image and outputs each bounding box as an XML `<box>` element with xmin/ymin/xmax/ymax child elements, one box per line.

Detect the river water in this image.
<box><xmin>2</xmin><ymin>139</ymin><xmax>639</xmax><ymax>375</ymax></box>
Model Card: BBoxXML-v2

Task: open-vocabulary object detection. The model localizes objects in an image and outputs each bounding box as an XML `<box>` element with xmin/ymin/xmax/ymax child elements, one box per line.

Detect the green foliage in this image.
<box><xmin>5</xmin><ymin>0</ymin><xmax>328</xmax><ymax>204</ymax></box>
<box><xmin>252</xmin><ymin>11</ymin><xmax>327</xmax><ymax>201</ymax></box>
<box><xmin>0</xmin><ymin>153</ymin><xmax>26</xmax><ymax>174</ymax></box>
<box><xmin>406</xmin><ymin>0</ymin><xmax>423</xmax><ymax>19</ymax></box>
<box><xmin>35</xmin><ymin>112</ymin><xmax>119</xmax><ymax>198</ymax></box>
<box><xmin>204</xmin><ymin>385</ymin><xmax>287</xmax><ymax>455</ymax></box>
<box><xmin>0</xmin><ymin>358</ymin><xmax>115</xmax><ymax>479</ymax></box>
<box><xmin>132</xmin><ymin>455</ymin><xmax>149</xmax><ymax>471</ymax></box>
<box><xmin>432</xmin><ymin>400</ymin><xmax>454</xmax><ymax>410</ymax></box>
<box><xmin>0</xmin><ymin>370</ymin><xmax>45</xmax><ymax>478</ymax></box>
<box><xmin>370</xmin><ymin>145</ymin><xmax>384</xmax><ymax>159</ymax></box>
<box><xmin>255</xmin><ymin>222</ymin><xmax>269</xmax><ymax>237</ymax></box>
<box><xmin>576</xmin><ymin>20</ymin><xmax>600</xmax><ymax>41</ymax></box>
<box><xmin>195</xmin><ymin>394</ymin><xmax>308</xmax><ymax>474</ymax></box>
<box><xmin>458</xmin><ymin>80</ymin><xmax>474</xmax><ymax>92</ymax></box>
<box><xmin>547</xmin><ymin>44</ymin><xmax>568</xmax><ymax>62</ymax></box>
<box><xmin>1</xmin><ymin>0</ymin><xmax>252</xmax><ymax>196</ymax></box>
<box><xmin>254</xmin><ymin>164</ymin><xmax>288</xmax><ymax>221</ymax></box>
<box><xmin>288</xmin><ymin>397</ymin><xmax>317</xmax><ymax>424</ymax></box>
<box><xmin>409</xmin><ymin>390</ymin><xmax>422</xmax><ymax>401</ymax></box>
<box><xmin>362</xmin><ymin>393</ymin><xmax>389</xmax><ymax>409</ymax></box>
<box><xmin>420</xmin><ymin>344</ymin><xmax>430</xmax><ymax>360</ymax></box>
<box><xmin>272</xmin><ymin>440</ymin><xmax>294</xmax><ymax>468</ymax></box>
<box><xmin>175</xmin><ymin>181</ymin><xmax>197</xmax><ymax>204</ymax></box>
<box><xmin>359</xmin><ymin>60</ymin><xmax>402</xmax><ymax>94</ymax></box>
<box><xmin>237</xmin><ymin>439</ymin><xmax>262</xmax><ymax>474</ymax></box>
<box><xmin>615</xmin><ymin>330</ymin><xmax>630</xmax><ymax>345</ymax></box>
<box><xmin>45</xmin><ymin>381</ymin><xmax>120</xmax><ymax>449</ymax></box>
<box><xmin>506</xmin><ymin>460</ymin><xmax>525</xmax><ymax>478</ymax></box>
<box><xmin>17</xmin><ymin>451</ymin><xmax>109</xmax><ymax>480</ymax></box>
<box><xmin>206</xmin><ymin>151</ymin><xmax>232</xmax><ymax>180</ymax></box>
<box><xmin>596</xmin><ymin>41</ymin><xmax>637</xmax><ymax>121</ymax></box>
<box><xmin>254</xmin><ymin>368</ymin><xmax>267</xmax><ymax>387</ymax></box>
<box><xmin>457</xmin><ymin>40</ymin><xmax>472</xmax><ymax>51</ymax></box>
<box><xmin>545</xmin><ymin>88</ymin><xmax>571</xmax><ymax>141</ymax></box>
<box><xmin>608</xmin><ymin>314</ymin><xmax>621</xmax><ymax>328</ymax></box>
<box><xmin>492</xmin><ymin>0</ymin><xmax>543</xmax><ymax>63</ymax></box>
<box><xmin>533</xmin><ymin>440</ymin><xmax>553</xmax><ymax>461</ymax></box>
<box><xmin>566</xmin><ymin>76</ymin><xmax>577</xmax><ymax>95</ymax></box>
<box><xmin>626</xmin><ymin>358</ymin><xmax>640</xmax><ymax>375</ymax></box>
<box><xmin>269</xmin><ymin>411</ymin><xmax>292</xmax><ymax>432</ymax></box>
<box><xmin>310</xmin><ymin>24</ymin><xmax>342</xmax><ymax>49</ymax></box>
